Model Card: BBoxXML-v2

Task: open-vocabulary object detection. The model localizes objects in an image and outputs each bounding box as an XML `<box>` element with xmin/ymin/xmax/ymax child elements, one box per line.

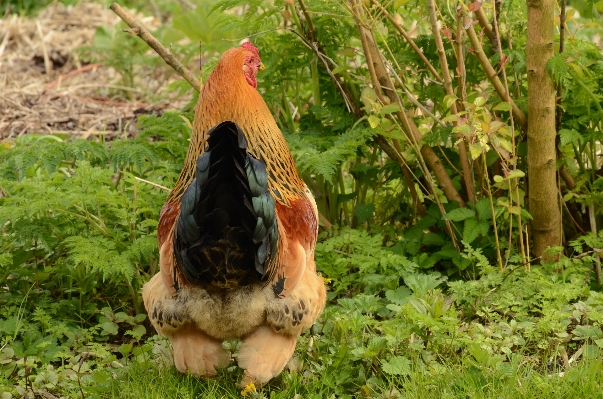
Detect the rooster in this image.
<box><xmin>142</xmin><ymin>42</ymin><xmax>326</xmax><ymax>387</ymax></box>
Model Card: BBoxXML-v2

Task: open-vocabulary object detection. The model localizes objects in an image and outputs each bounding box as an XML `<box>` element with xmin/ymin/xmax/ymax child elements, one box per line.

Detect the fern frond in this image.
<box><xmin>109</xmin><ymin>142</ymin><xmax>159</xmax><ymax>174</ymax></box>
<box><xmin>546</xmin><ymin>54</ymin><xmax>570</xmax><ymax>86</ymax></box>
<box><xmin>65</xmin><ymin>236</ymin><xmax>135</xmax><ymax>282</ymax></box>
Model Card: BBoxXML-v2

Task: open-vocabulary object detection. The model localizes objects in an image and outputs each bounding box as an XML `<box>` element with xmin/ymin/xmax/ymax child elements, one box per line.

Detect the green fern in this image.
<box><xmin>109</xmin><ymin>142</ymin><xmax>159</xmax><ymax>174</ymax></box>
<box><xmin>65</xmin><ymin>236</ymin><xmax>135</xmax><ymax>282</ymax></box>
<box><xmin>546</xmin><ymin>53</ymin><xmax>570</xmax><ymax>86</ymax></box>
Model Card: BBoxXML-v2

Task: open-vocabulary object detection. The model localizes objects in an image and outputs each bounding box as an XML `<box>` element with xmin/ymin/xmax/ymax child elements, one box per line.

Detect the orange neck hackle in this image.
<box><xmin>166</xmin><ymin>43</ymin><xmax>307</xmax><ymax>208</ymax></box>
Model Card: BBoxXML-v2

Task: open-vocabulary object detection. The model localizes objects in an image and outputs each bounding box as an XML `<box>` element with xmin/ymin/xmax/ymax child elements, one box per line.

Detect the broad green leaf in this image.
<box><xmin>380</xmin><ymin>118</ymin><xmax>392</xmax><ymax>129</ymax></box>
<box><xmin>509</xmin><ymin>206</ymin><xmax>522</xmax><ymax>215</ymax></box>
<box><xmin>442</xmin><ymin>115</ymin><xmax>459</xmax><ymax>123</ymax></box>
<box><xmin>475</xmin><ymin>198</ymin><xmax>492</xmax><ymax>221</ymax></box>
<box><xmin>361</xmin><ymin>86</ymin><xmax>378</xmax><ymax>102</ymax></box>
<box><xmin>385</xmin><ymin>287</ymin><xmax>411</xmax><ymax>305</ymax></box>
<box><xmin>474</xmin><ymin>96</ymin><xmax>486</xmax><ymax>107</ymax></box>
<box><xmin>422</xmin><ymin>232</ymin><xmax>445</xmax><ymax>246</ymax></box>
<box><xmin>568</xmin><ymin>62</ymin><xmax>585</xmax><ymax>78</ymax></box>
<box><xmin>443</xmin><ymin>94</ymin><xmax>458</xmax><ymax>109</ymax></box>
<box><xmin>368</xmin><ymin>115</ymin><xmax>380</xmax><ymax>128</ymax></box>
<box><xmin>498</xmin><ymin>137</ymin><xmax>513</xmax><ymax>153</ymax></box>
<box><xmin>564</xmin><ymin>192</ymin><xmax>576</xmax><ymax>202</ymax></box>
<box><xmin>443</xmin><ymin>208</ymin><xmax>476</xmax><ymax>221</ymax></box>
<box><xmin>453</xmin><ymin>123</ymin><xmax>473</xmax><ymax>136</ymax></box>
<box><xmin>331</xmin><ymin>65</ymin><xmax>346</xmax><ymax>75</ymax></box>
<box><xmin>102</xmin><ymin>321</ymin><xmax>119</xmax><ymax>335</ymax></box>
<box><xmin>507</xmin><ymin>169</ymin><xmax>525</xmax><ymax>179</ymax></box>
<box><xmin>493</xmin><ymin>102</ymin><xmax>512</xmax><ymax>111</ymax></box>
<box><xmin>0</xmin><ymin>253</ymin><xmax>12</xmax><ymax>267</ymax></box>
<box><xmin>477</xmin><ymin>220</ymin><xmax>490</xmax><ymax>236</ymax></box>
<box><xmin>337</xmin><ymin>47</ymin><xmax>356</xmax><ymax>58</ymax></box>
<box><xmin>118</xmin><ymin>344</ymin><xmax>133</xmax><ymax>357</ymax></box>
<box><xmin>463</xmin><ymin>218</ymin><xmax>481</xmax><ymax>243</ymax></box>
<box><xmin>379</xmin><ymin>103</ymin><xmax>401</xmax><ymax>115</ymax></box>
<box><xmin>382</xmin><ymin>356</ymin><xmax>411</xmax><ymax>376</ymax></box>
<box><xmin>469</xmin><ymin>143</ymin><xmax>483</xmax><ymax>159</ymax></box>
<box><xmin>129</xmin><ymin>325</ymin><xmax>146</xmax><ymax>340</ymax></box>
<box><xmin>404</xmin><ymin>273</ymin><xmax>446</xmax><ymax>295</ymax></box>
<box><xmin>498</xmin><ymin>126</ymin><xmax>511</xmax><ymax>136</ymax></box>
<box><xmin>354</xmin><ymin>203</ymin><xmax>375</xmax><ymax>224</ymax></box>
<box><xmin>584</xmin><ymin>344</ymin><xmax>600</xmax><ymax>360</ymax></box>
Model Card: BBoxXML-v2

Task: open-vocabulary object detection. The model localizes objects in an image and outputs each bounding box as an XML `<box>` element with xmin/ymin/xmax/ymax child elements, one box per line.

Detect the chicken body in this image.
<box><xmin>142</xmin><ymin>43</ymin><xmax>326</xmax><ymax>386</ymax></box>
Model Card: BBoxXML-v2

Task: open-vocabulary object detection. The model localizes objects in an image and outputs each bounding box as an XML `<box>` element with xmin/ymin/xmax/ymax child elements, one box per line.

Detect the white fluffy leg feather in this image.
<box><xmin>236</xmin><ymin>326</ymin><xmax>296</xmax><ymax>387</ymax></box>
<box><xmin>171</xmin><ymin>328</ymin><xmax>230</xmax><ymax>376</ymax></box>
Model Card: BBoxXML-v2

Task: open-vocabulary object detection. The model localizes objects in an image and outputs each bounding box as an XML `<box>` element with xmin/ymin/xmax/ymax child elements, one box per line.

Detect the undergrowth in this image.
<box><xmin>1</xmin><ymin>108</ymin><xmax>603</xmax><ymax>398</ymax></box>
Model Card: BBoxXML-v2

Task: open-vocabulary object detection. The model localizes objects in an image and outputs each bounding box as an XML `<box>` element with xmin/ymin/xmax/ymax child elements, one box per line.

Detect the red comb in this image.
<box><xmin>241</xmin><ymin>42</ymin><xmax>260</xmax><ymax>56</ymax></box>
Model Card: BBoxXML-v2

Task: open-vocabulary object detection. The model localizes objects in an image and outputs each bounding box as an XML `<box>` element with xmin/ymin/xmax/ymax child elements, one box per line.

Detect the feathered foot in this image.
<box><xmin>236</xmin><ymin>326</ymin><xmax>296</xmax><ymax>387</ymax></box>
<box><xmin>171</xmin><ymin>327</ymin><xmax>231</xmax><ymax>376</ymax></box>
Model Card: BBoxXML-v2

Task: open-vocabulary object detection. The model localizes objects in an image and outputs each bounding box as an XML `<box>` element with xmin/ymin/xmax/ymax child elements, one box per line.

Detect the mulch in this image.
<box><xmin>0</xmin><ymin>1</ymin><xmax>187</xmax><ymax>139</ymax></box>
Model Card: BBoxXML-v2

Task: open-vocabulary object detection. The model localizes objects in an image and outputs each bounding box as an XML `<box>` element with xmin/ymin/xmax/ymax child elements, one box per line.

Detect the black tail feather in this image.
<box><xmin>173</xmin><ymin>121</ymin><xmax>278</xmax><ymax>289</ymax></box>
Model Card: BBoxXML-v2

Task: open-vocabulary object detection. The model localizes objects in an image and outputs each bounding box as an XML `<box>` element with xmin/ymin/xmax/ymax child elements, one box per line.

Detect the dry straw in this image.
<box><xmin>0</xmin><ymin>2</ymin><xmax>185</xmax><ymax>139</ymax></box>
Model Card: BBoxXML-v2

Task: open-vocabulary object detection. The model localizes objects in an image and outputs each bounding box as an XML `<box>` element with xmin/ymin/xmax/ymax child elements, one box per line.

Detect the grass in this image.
<box><xmin>90</xmin><ymin>355</ymin><xmax>603</xmax><ymax>399</ymax></box>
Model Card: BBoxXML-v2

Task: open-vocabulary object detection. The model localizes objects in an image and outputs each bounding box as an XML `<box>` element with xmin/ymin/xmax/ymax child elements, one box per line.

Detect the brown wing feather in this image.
<box><xmin>269</xmin><ymin>196</ymin><xmax>318</xmax><ymax>298</ymax></box>
<box><xmin>158</xmin><ymin>203</ymin><xmax>186</xmax><ymax>296</ymax></box>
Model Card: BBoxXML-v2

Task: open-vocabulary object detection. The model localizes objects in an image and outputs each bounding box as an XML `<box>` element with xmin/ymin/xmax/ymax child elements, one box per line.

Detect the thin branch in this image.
<box><xmin>428</xmin><ymin>0</ymin><xmax>476</xmax><ymax>203</ymax></box>
<box><xmin>289</xmin><ymin>29</ymin><xmax>356</xmax><ymax>114</ymax></box>
<box><xmin>482</xmin><ymin>152</ymin><xmax>504</xmax><ymax>270</ymax></box>
<box><xmin>555</xmin><ymin>0</ymin><xmax>576</xmax><ymax>190</ymax></box>
<box><xmin>134</xmin><ymin>176</ymin><xmax>170</xmax><ymax>192</ymax></box>
<box><xmin>109</xmin><ymin>3</ymin><xmax>200</xmax><ymax>92</ymax></box>
<box><xmin>351</xmin><ymin>0</ymin><xmax>465</xmax><ymax>208</ymax></box>
<box><xmin>297</xmin><ymin>0</ymin><xmax>316</xmax><ymax>42</ymax></box>
<box><xmin>474</xmin><ymin>7</ymin><xmax>494</xmax><ymax>42</ymax></box>
<box><xmin>488</xmin><ymin>0</ymin><xmax>526</xmax><ymax>264</ymax></box>
<box><xmin>370</xmin><ymin>0</ymin><xmax>442</xmax><ymax>82</ymax></box>
<box><xmin>374</xmin><ymin>135</ymin><xmax>426</xmax><ymax>216</ymax></box>
<box><xmin>465</xmin><ymin>21</ymin><xmax>528</xmax><ymax>131</ymax></box>
<box><xmin>501</xmin><ymin>256</ymin><xmax>542</xmax><ymax>282</ymax></box>
<box><xmin>559</xmin><ymin>190</ymin><xmax>585</xmax><ymax>234</ymax></box>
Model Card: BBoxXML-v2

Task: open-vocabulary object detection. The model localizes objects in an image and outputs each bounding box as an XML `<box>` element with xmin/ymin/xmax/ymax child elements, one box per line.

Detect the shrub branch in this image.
<box><xmin>109</xmin><ymin>3</ymin><xmax>201</xmax><ymax>92</ymax></box>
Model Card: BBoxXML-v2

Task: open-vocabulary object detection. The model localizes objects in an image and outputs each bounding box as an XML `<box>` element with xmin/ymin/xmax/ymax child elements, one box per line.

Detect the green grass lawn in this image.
<box><xmin>94</xmin><ymin>356</ymin><xmax>603</xmax><ymax>399</ymax></box>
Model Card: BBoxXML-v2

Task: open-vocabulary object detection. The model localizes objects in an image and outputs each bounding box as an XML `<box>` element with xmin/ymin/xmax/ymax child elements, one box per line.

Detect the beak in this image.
<box><xmin>259</xmin><ymin>63</ymin><xmax>265</xmax><ymax>71</ymax></box>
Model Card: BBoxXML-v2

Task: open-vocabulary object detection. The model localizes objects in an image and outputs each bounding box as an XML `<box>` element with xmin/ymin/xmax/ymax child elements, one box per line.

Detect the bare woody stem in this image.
<box><xmin>490</xmin><ymin>0</ymin><xmax>527</xmax><ymax>265</ymax></box>
<box><xmin>109</xmin><ymin>2</ymin><xmax>201</xmax><ymax>92</ymax></box>
<box><xmin>370</xmin><ymin>0</ymin><xmax>442</xmax><ymax>82</ymax></box>
<box><xmin>374</xmin><ymin>135</ymin><xmax>427</xmax><ymax>216</ymax></box>
<box><xmin>428</xmin><ymin>0</ymin><xmax>476</xmax><ymax>204</ymax></box>
<box><xmin>472</xmin><ymin>4</ymin><xmax>576</xmax><ymax>191</ymax></box>
<box><xmin>556</xmin><ymin>0</ymin><xmax>576</xmax><ymax>190</ymax></box>
<box><xmin>474</xmin><ymin>7</ymin><xmax>494</xmax><ymax>42</ymax></box>
<box><xmin>292</xmin><ymin>3</ymin><xmax>427</xmax><ymax>215</ymax></box>
<box><xmin>465</xmin><ymin>22</ymin><xmax>528</xmax><ymax>131</ymax></box>
<box><xmin>297</xmin><ymin>0</ymin><xmax>316</xmax><ymax>42</ymax></box>
<box><xmin>350</xmin><ymin>0</ymin><xmax>465</xmax><ymax>214</ymax></box>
